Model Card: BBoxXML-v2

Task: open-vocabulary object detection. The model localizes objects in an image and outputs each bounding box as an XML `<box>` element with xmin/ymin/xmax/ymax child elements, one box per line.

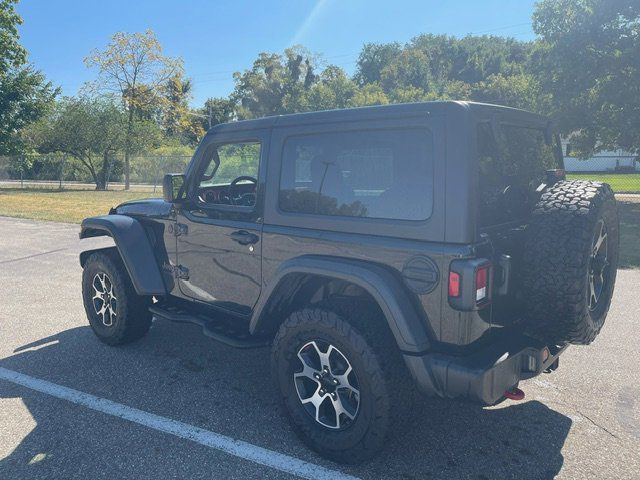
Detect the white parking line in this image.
<box><xmin>0</xmin><ymin>367</ymin><xmax>360</xmax><ymax>480</ymax></box>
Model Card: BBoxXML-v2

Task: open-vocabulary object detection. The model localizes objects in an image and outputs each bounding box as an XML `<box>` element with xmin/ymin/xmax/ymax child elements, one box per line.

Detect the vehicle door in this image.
<box><xmin>174</xmin><ymin>129</ymin><xmax>269</xmax><ymax>316</ymax></box>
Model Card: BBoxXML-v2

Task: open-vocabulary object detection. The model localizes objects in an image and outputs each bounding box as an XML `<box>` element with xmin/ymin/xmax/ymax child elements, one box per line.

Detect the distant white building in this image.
<box><xmin>561</xmin><ymin>140</ymin><xmax>638</xmax><ymax>172</ymax></box>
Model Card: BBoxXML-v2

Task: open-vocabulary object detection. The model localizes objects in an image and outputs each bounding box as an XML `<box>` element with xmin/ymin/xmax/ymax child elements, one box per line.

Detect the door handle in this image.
<box><xmin>230</xmin><ymin>230</ymin><xmax>259</xmax><ymax>245</ymax></box>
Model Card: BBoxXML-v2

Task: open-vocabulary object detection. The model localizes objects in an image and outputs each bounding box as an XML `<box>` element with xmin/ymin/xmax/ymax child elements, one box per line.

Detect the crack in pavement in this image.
<box><xmin>576</xmin><ymin>409</ymin><xmax>620</xmax><ymax>439</ymax></box>
<box><xmin>0</xmin><ymin>248</ymin><xmax>68</xmax><ymax>264</ymax></box>
<box><xmin>543</xmin><ymin>397</ymin><xmax>622</xmax><ymax>440</ymax></box>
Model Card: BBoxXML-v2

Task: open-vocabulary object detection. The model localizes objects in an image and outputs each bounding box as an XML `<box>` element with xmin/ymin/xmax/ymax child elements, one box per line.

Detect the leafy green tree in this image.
<box><xmin>471</xmin><ymin>73</ymin><xmax>549</xmax><ymax>112</ymax></box>
<box><xmin>423</xmin><ymin>34</ymin><xmax>532</xmax><ymax>85</ymax></box>
<box><xmin>357</xmin><ymin>34</ymin><xmax>534</xmax><ymax>101</ymax></box>
<box><xmin>0</xmin><ymin>0</ymin><xmax>25</xmax><ymax>75</ymax></box>
<box><xmin>231</xmin><ymin>46</ymin><xmax>318</xmax><ymax>118</ymax></box>
<box><xmin>162</xmin><ymin>73</ymin><xmax>204</xmax><ymax>145</ymax></box>
<box><xmin>27</xmin><ymin>97</ymin><xmax>160</xmax><ymax>190</ymax></box>
<box><xmin>85</xmin><ymin>29</ymin><xmax>183</xmax><ymax>188</ymax></box>
<box><xmin>0</xmin><ymin>0</ymin><xmax>57</xmax><ymax>154</ymax></box>
<box><xmin>387</xmin><ymin>85</ymin><xmax>428</xmax><ymax>104</ymax></box>
<box><xmin>300</xmin><ymin>66</ymin><xmax>359</xmax><ymax>111</ymax></box>
<box><xmin>533</xmin><ymin>0</ymin><xmax>640</xmax><ymax>155</ymax></box>
<box><xmin>354</xmin><ymin>42</ymin><xmax>402</xmax><ymax>85</ymax></box>
<box><xmin>351</xmin><ymin>83</ymin><xmax>389</xmax><ymax>106</ymax></box>
<box><xmin>380</xmin><ymin>49</ymin><xmax>433</xmax><ymax>93</ymax></box>
<box><xmin>199</xmin><ymin>97</ymin><xmax>235</xmax><ymax>129</ymax></box>
<box><xmin>1</xmin><ymin>68</ymin><xmax>57</xmax><ymax>154</ymax></box>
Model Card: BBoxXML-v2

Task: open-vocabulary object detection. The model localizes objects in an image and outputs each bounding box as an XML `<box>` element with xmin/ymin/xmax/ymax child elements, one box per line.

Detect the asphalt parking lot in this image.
<box><xmin>0</xmin><ymin>216</ymin><xmax>638</xmax><ymax>480</ymax></box>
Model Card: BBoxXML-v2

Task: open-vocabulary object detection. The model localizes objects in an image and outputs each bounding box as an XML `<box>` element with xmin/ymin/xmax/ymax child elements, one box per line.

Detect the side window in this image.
<box><xmin>197</xmin><ymin>141</ymin><xmax>260</xmax><ymax>207</ymax></box>
<box><xmin>477</xmin><ymin>122</ymin><xmax>561</xmax><ymax>227</ymax></box>
<box><xmin>279</xmin><ymin>128</ymin><xmax>433</xmax><ymax>221</ymax></box>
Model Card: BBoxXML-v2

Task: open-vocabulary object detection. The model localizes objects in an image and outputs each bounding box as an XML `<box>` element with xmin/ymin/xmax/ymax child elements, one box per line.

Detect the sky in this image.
<box><xmin>16</xmin><ymin>0</ymin><xmax>538</xmax><ymax>107</ymax></box>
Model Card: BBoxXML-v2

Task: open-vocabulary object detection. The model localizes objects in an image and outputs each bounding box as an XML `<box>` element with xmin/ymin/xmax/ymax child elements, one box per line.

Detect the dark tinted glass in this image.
<box><xmin>477</xmin><ymin>122</ymin><xmax>561</xmax><ymax>227</ymax></box>
<box><xmin>279</xmin><ymin>129</ymin><xmax>433</xmax><ymax>221</ymax></box>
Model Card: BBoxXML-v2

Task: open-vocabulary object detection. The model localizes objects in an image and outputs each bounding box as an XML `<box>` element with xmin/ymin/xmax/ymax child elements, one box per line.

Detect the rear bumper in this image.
<box><xmin>403</xmin><ymin>333</ymin><xmax>567</xmax><ymax>404</ymax></box>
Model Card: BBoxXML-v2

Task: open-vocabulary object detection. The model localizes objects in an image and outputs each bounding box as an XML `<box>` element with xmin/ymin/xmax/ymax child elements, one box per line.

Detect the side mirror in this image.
<box><xmin>163</xmin><ymin>173</ymin><xmax>186</xmax><ymax>203</ymax></box>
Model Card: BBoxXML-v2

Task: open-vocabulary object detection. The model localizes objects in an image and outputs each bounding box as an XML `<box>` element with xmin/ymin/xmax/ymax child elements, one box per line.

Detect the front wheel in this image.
<box><xmin>271</xmin><ymin>308</ymin><xmax>391</xmax><ymax>464</ymax></box>
<box><xmin>82</xmin><ymin>251</ymin><xmax>152</xmax><ymax>345</ymax></box>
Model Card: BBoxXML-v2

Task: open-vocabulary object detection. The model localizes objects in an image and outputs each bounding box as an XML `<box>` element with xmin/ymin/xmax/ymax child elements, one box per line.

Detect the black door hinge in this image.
<box><xmin>161</xmin><ymin>263</ymin><xmax>189</xmax><ymax>280</ymax></box>
<box><xmin>175</xmin><ymin>265</ymin><xmax>189</xmax><ymax>280</ymax></box>
<box><xmin>169</xmin><ymin>223</ymin><xmax>188</xmax><ymax>237</ymax></box>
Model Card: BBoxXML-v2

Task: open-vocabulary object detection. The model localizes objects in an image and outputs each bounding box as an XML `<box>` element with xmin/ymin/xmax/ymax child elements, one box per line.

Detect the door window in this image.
<box><xmin>197</xmin><ymin>142</ymin><xmax>261</xmax><ymax>207</ymax></box>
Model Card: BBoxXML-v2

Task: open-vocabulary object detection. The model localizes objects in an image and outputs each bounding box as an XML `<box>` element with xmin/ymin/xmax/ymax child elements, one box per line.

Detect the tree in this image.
<box><xmin>28</xmin><ymin>97</ymin><xmax>160</xmax><ymax>190</ymax></box>
<box><xmin>199</xmin><ymin>97</ymin><xmax>235</xmax><ymax>130</ymax></box>
<box><xmin>0</xmin><ymin>0</ymin><xmax>57</xmax><ymax>154</ymax></box>
<box><xmin>471</xmin><ymin>73</ymin><xmax>550</xmax><ymax>112</ymax></box>
<box><xmin>1</xmin><ymin>67</ymin><xmax>58</xmax><ymax>154</ymax></box>
<box><xmin>162</xmin><ymin>73</ymin><xmax>204</xmax><ymax>145</ymax></box>
<box><xmin>300</xmin><ymin>66</ymin><xmax>359</xmax><ymax>111</ymax></box>
<box><xmin>533</xmin><ymin>0</ymin><xmax>640</xmax><ymax>155</ymax></box>
<box><xmin>85</xmin><ymin>29</ymin><xmax>183</xmax><ymax>188</ymax></box>
<box><xmin>354</xmin><ymin>42</ymin><xmax>402</xmax><ymax>86</ymax></box>
<box><xmin>352</xmin><ymin>34</ymin><xmax>540</xmax><ymax>111</ymax></box>
<box><xmin>380</xmin><ymin>49</ymin><xmax>433</xmax><ymax>93</ymax></box>
<box><xmin>0</xmin><ymin>0</ymin><xmax>26</xmax><ymax>76</ymax></box>
<box><xmin>352</xmin><ymin>83</ymin><xmax>390</xmax><ymax>106</ymax></box>
<box><xmin>231</xmin><ymin>46</ymin><xmax>318</xmax><ymax>118</ymax></box>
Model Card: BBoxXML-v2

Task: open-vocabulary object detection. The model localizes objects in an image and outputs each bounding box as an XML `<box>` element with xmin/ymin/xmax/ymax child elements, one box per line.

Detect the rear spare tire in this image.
<box><xmin>522</xmin><ymin>180</ymin><xmax>619</xmax><ymax>345</ymax></box>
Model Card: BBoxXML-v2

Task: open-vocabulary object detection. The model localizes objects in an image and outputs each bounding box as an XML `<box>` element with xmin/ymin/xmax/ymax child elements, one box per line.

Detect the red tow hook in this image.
<box><xmin>504</xmin><ymin>387</ymin><xmax>525</xmax><ymax>401</ymax></box>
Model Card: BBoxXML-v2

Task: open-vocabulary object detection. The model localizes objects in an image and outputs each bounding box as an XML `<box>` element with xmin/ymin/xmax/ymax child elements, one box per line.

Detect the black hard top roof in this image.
<box><xmin>207</xmin><ymin>101</ymin><xmax>548</xmax><ymax>135</ymax></box>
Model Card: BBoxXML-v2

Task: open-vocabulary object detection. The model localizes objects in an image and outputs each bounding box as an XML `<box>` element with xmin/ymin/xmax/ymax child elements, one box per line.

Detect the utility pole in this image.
<box><xmin>186</xmin><ymin>109</ymin><xmax>212</xmax><ymax>132</ymax></box>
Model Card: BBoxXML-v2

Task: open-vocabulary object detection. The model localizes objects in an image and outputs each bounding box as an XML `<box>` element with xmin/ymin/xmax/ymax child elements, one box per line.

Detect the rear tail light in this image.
<box><xmin>475</xmin><ymin>264</ymin><xmax>490</xmax><ymax>303</ymax></box>
<box><xmin>448</xmin><ymin>272</ymin><xmax>461</xmax><ymax>297</ymax></box>
<box><xmin>448</xmin><ymin>259</ymin><xmax>492</xmax><ymax>310</ymax></box>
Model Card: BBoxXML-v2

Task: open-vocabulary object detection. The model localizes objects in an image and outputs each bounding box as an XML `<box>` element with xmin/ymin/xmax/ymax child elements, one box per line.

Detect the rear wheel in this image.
<box><xmin>82</xmin><ymin>251</ymin><xmax>152</xmax><ymax>345</ymax></box>
<box><xmin>521</xmin><ymin>180</ymin><xmax>619</xmax><ymax>345</ymax></box>
<box><xmin>271</xmin><ymin>307</ymin><xmax>392</xmax><ymax>464</ymax></box>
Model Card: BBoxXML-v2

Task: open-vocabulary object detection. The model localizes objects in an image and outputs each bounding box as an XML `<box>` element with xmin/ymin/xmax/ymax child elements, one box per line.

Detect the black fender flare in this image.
<box><xmin>79</xmin><ymin>215</ymin><xmax>166</xmax><ymax>296</ymax></box>
<box><xmin>250</xmin><ymin>255</ymin><xmax>432</xmax><ymax>353</ymax></box>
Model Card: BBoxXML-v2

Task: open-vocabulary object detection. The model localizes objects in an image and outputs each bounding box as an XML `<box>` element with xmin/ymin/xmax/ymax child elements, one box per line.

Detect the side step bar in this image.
<box><xmin>149</xmin><ymin>304</ymin><xmax>270</xmax><ymax>349</ymax></box>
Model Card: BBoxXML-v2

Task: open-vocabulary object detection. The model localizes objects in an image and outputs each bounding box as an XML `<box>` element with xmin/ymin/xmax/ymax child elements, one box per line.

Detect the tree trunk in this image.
<box><xmin>89</xmin><ymin>168</ymin><xmax>103</xmax><ymax>191</ymax></box>
<box><xmin>124</xmin><ymin>107</ymin><xmax>135</xmax><ymax>190</ymax></box>
<box><xmin>95</xmin><ymin>174</ymin><xmax>106</xmax><ymax>191</ymax></box>
<box><xmin>78</xmin><ymin>156</ymin><xmax>101</xmax><ymax>191</ymax></box>
<box><xmin>94</xmin><ymin>152</ymin><xmax>110</xmax><ymax>191</ymax></box>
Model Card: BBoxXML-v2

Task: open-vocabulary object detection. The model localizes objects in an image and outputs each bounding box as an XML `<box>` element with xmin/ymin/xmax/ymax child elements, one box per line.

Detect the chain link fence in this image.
<box><xmin>0</xmin><ymin>154</ymin><xmax>192</xmax><ymax>192</ymax></box>
<box><xmin>564</xmin><ymin>154</ymin><xmax>639</xmax><ymax>194</ymax></box>
<box><xmin>1</xmin><ymin>153</ymin><xmax>638</xmax><ymax>193</ymax></box>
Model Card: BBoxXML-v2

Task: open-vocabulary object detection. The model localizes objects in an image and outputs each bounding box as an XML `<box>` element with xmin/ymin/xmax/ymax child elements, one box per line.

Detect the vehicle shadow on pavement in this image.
<box><xmin>0</xmin><ymin>323</ymin><xmax>571</xmax><ymax>480</ymax></box>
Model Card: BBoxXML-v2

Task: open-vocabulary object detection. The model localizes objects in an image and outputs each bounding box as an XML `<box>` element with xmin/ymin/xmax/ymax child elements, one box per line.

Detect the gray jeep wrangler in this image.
<box><xmin>80</xmin><ymin>101</ymin><xmax>619</xmax><ymax>463</ymax></box>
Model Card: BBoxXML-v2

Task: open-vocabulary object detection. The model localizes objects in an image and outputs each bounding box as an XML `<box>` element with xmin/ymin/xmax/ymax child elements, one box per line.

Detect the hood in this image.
<box><xmin>110</xmin><ymin>198</ymin><xmax>173</xmax><ymax>218</ymax></box>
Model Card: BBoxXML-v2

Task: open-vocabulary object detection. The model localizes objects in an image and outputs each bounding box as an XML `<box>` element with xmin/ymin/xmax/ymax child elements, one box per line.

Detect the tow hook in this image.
<box><xmin>504</xmin><ymin>387</ymin><xmax>525</xmax><ymax>401</ymax></box>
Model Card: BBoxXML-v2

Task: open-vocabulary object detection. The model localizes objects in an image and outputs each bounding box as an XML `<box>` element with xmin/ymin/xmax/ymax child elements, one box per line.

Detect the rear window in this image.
<box><xmin>279</xmin><ymin>128</ymin><xmax>433</xmax><ymax>221</ymax></box>
<box><xmin>477</xmin><ymin>122</ymin><xmax>561</xmax><ymax>227</ymax></box>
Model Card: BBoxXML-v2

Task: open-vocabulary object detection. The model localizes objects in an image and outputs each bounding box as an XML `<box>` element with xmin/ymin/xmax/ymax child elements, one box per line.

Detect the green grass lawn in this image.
<box><xmin>0</xmin><ymin>188</ymin><xmax>153</xmax><ymax>224</ymax></box>
<box><xmin>617</xmin><ymin>200</ymin><xmax>640</xmax><ymax>269</ymax></box>
<box><xmin>1</xmin><ymin>186</ymin><xmax>638</xmax><ymax>268</ymax></box>
<box><xmin>566</xmin><ymin>173</ymin><xmax>640</xmax><ymax>193</ymax></box>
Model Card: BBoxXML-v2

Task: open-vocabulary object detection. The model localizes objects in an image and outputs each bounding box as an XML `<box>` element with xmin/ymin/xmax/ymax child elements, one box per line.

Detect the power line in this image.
<box><xmin>468</xmin><ymin>21</ymin><xmax>532</xmax><ymax>35</ymax></box>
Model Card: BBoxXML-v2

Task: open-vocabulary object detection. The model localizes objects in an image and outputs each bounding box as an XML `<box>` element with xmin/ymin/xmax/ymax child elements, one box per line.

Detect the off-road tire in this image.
<box><xmin>522</xmin><ymin>180</ymin><xmax>619</xmax><ymax>345</ymax></box>
<box><xmin>82</xmin><ymin>251</ymin><xmax>153</xmax><ymax>345</ymax></box>
<box><xmin>271</xmin><ymin>306</ymin><xmax>399</xmax><ymax>464</ymax></box>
